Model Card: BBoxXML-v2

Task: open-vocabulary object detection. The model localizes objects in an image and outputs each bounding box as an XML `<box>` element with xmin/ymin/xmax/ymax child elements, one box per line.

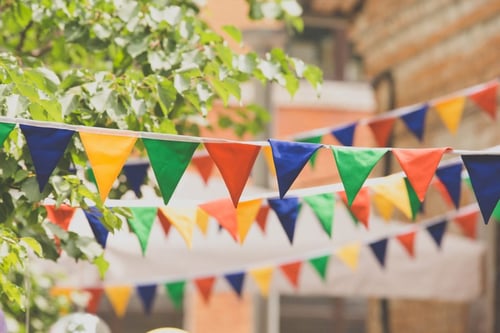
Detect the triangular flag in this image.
<box><xmin>461</xmin><ymin>155</ymin><xmax>500</xmax><ymax>223</ymax></box>
<box><xmin>20</xmin><ymin>125</ymin><xmax>74</xmax><ymax>191</ymax></box>
<box><xmin>433</xmin><ymin>97</ymin><xmax>466</xmax><ymax>134</ymax></box>
<box><xmin>237</xmin><ymin>199</ymin><xmax>262</xmax><ymax>243</ymax></box>
<box><xmin>136</xmin><ymin>284</ymin><xmax>157</xmax><ymax>315</ymax></box>
<box><xmin>367</xmin><ymin>117</ymin><xmax>396</xmax><ymax>147</ymax></box>
<box><xmin>224</xmin><ymin>272</ymin><xmax>246</xmax><ymax>297</ymax></box>
<box><xmin>143</xmin><ymin>139</ymin><xmax>199</xmax><ymax>205</ymax></box>
<box><xmin>249</xmin><ymin>267</ymin><xmax>273</xmax><ymax>297</ymax></box>
<box><xmin>493</xmin><ymin>202</ymin><xmax>500</xmax><ymax>222</ymax></box>
<box><xmin>454</xmin><ymin>210</ymin><xmax>479</xmax><ymax>239</ymax></box>
<box><xmin>0</xmin><ymin>122</ymin><xmax>15</xmax><ymax>147</ymax></box>
<box><xmin>268</xmin><ymin>197</ymin><xmax>301</xmax><ymax>244</ymax></box>
<box><xmin>194</xmin><ymin>277</ymin><xmax>216</xmax><ymax>304</ymax></box>
<box><xmin>339</xmin><ymin>188</ymin><xmax>370</xmax><ymax>229</ymax></box>
<box><xmin>404</xmin><ymin>178</ymin><xmax>422</xmax><ymax>221</ymax></box>
<box><xmin>372</xmin><ymin>193</ymin><xmax>395</xmax><ymax>221</ymax></box>
<box><xmin>371</xmin><ymin>175</ymin><xmax>413</xmax><ymax>219</ymax></box>
<box><xmin>268</xmin><ymin>139</ymin><xmax>322</xmax><ymax>198</ymax></box>
<box><xmin>196</xmin><ymin>207</ymin><xmax>210</xmax><ymax>235</ymax></box>
<box><xmin>83</xmin><ymin>207</ymin><xmax>109</xmax><ymax>248</ymax></box>
<box><xmin>392</xmin><ymin>147</ymin><xmax>449</xmax><ymax>201</ymax></box>
<box><xmin>204</xmin><ymin>142</ymin><xmax>261</xmax><ymax>206</ymax></box>
<box><xmin>332</xmin><ymin>147</ymin><xmax>388</xmax><ymax>205</ymax></box>
<box><xmin>256</xmin><ymin>205</ymin><xmax>270</xmax><ymax>233</ymax></box>
<box><xmin>369</xmin><ymin>238</ymin><xmax>388</xmax><ymax>268</ymax></box>
<box><xmin>400</xmin><ymin>104</ymin><xmax>429</xmax><ymax>141</ymax></box>
<box><xmin>280</xmin><ymin>261</ymin><xmax>302</xmax><ymax>289</ymax></box>
<box><xmin>435</xmin><ymin>163</ymin><xmax>463</xmax><ymax>209</ymax></box>
<box><xmin>127</xmin><ymin>207</ymin><xmax>157</xmax><ymax>255</ymax></box>
<box><xmin>469</xmin><ymin>81</ymin><xmax>498</xmax><ymax>119</ymax></box>
<box><xmin>105</xmin><ymin>285</ymin><xmax>132</xmax><ymax>318</ymax></box>
<box><xmin>396</xmin><ymin>230</ymin><xmax>417</xmax><ymax>258</ymax></box>
<box><xmin>156</xmin><ymin>208</ymin><xmax>172</xmax><ymax>237</ymax></box>
<box><xmin>308</xmin><ymin>255</ymin><xmax>330</xmax><ymax>281</ymax></box>
<box><xmin>296</xmin><ymin>135</ymin><xmax>322</xmax><ymax>167</ymax></box>
<box><xmin>331</xmin><ymin>122</ymin><xmax>357</xmax><ymax>146</ymax></box>
<box><xmin>84</xmin><ymin>288</ymin><xmax>104</xmax><ymax>314</ymax></box>
<box><xmin>199</xmin><ymin>198</ymin><xmax>238</xmax><ymax>241</ymax></box>
<box><xmin>191</xmin><ymin>154</ymin><xmax>215</xmax><ymax>184</ymax></box>
<box><xmin>262</xmin><ymin>145</ymin><xmax>276</xmax><ymax>176</ymax></box>
<box><xmin>165</xmin><ymin>281</ymin><xmax>186</xmax><ymax>310</ymax></box>
<box><xmin>427</xmin><ymin>220</ymin><xmax>447</xmax><ymax>248</ymax></box>
<box><xmin>303</xmin><ymin>193</ymin><xmax>335</xmax><ymax>237</ymax></box>
<box><xmin>433</xmin><ymin>179</ymin><xmax>455</xmax><ymax>208</ymax></box>
<box><xmin>122</xmin><ymin>162</ymin><xmax>149</xmax><ymax>197</ymax></box>
<box><xmin>45</xmin><ymin>204</ymin><xmax>76</xmax><ymax>231</ymax></box>
<box><xmin>335</xmin><ymin>243</ymin><xmax>361</xmax><ymax>271</ymax></box>
<box><xmin>79</xmin><ymin>131</ymin><xmax>137</xmax><ymax>201</ymax></box>
<box><xmin>158</xmin><ymin>207</ymin><xmax>196</xmax><ymax>248</ymax></box>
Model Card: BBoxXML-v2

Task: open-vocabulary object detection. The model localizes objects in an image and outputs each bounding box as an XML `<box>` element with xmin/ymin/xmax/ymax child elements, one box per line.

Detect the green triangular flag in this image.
<box><xmin>303</xmin><ymin>193</ymin><xmax>335</xmax><ymax>237</ymax></box>
<box><xmin>127</xmin><ymin>207</ymin><xmax>158</xmax><ymax>255</ymax></box>
<box><xmin>0</xmin><ymin>122</ymin><xmax>15</xmax><ymax>147</ymax></box>
<box><xmin>165</xmin><ymin>281</ymin><xmax>185</xmax><ymax>310</ymax></box>
<box><xmin>492</xmin><ymin>201</ymin><xmax>500</xmax><ymax>222</ymax></box>
<box><xmin>85</xmin><ymin>166</ymin><xmax>97</xmax><ymax>185</ymax></box>
<box><xmin>143</xmin><ymin>138</ymin><xmax>199</xmax><ymax>205</ymax></box>
<box><xmin>404</xmin><ymin>178</ymin><xmax>421</xmax><ymax>221</ymax></box>
<box><xmin>308</xmin><ymin>255</ymin><xmax>330</xmax><ymax>281</ymax></box>
<box><xmin>332</xmin><ymin>147</ymin><xmax>388</xmax><ymax>206</ymax></box>
<box><xmin>296</xmin><ymin>135</ymin><xmax>322</xmax><ymax>168</ymax></box>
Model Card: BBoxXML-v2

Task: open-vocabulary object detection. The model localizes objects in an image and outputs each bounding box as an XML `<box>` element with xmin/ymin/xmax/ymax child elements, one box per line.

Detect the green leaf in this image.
<box><xmin>21</xmin><ymin>237</ymin><xmax>43</xmax><ymax>257</ymax></box>
<box><xmin>157</xmin><ymin>79</ymin><xmax>177</xmax><ymax>115</ymax></box>
<box><xmin>222</xmin><ymin>25</ymin><xmax>242</xmax><ymax>44</ymax></box>
<box><xmin>93</xmin><ymin>254</ymin><xmax>109</xmax><ymax>279</ymax></box>
<box><xmin>303</xmin><ymin>65</ymin><xmax>323</xmax><ymax>91</ymax></box>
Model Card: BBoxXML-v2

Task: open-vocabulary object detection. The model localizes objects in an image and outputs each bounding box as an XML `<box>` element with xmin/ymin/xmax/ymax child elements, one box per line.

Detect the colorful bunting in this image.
<box><xmin>127</xmin><ymin>207</ymin><xmax>158</xmax><ymax>255</ymax></box>
<box><xmin>84</xmin><ymin>288</ymin><xmax>104</xmax><ymax>314</ymax></box>
<box><xmin>400</xmin><ymin>104</ymin><xmax>429</xmax><ymax>141</ymax></box>
<box><xmin>165</xmin><ymin>281</ymin><xmax>186</xmax><ymax>310</ymax></box>
<box><xmin>433</xmin><ymin>97</ymin><xmax>466</xmax><ymax>134</ymax></box>
<box><xmin>195</xmin><ymin>208</ymin><xmax>210</xmax><ymax>235</ymax></box>
<box><xmin>79</xmin><ymin>131</ymin><xmax>137</xmax><ymax>201</ymax></box>
<box><xmin>372</xmin><ymin>193</ymin><xmax>395</xmax><ymax>221</ymax></box>
<box><xmin>199</xmin><ymin>199</ymin><xmax>238</xmax><ymax>241</ymax></box>
<box><xmin>262</xmin><ymin>145</ymin><xmax>276</xmax><ymax>176</ymax></box>
<box><xmin>0</xmin><ymin>122</ymin><xmax>15</xmax><ymax>146</ymax></box>
<box><xmin>237</xmin><ymin>199</ymin><xmax>262</xmax><ymax>243</ymax></box>
<box><xmin>435</xmin><ymin>163</ymin><xmax>463</xmax><ymax>209</ymax></box>
<box><xmin>143</xmin><ymin>139</ymin><xmax>199</xmax><ymax>205</ymax></box>
<box><xmin>156</xmin><ymin>208</ymin><xmax>172</xmax><ymax>237</ymax></box>
<box><xmin>296</xmin><ymin>135</ymin><xmax>323</xmax><ymax>167</ymax></box>
<box><xmin>268</xmin><ymin>139</ymin><xmax>322</xmax><ymax>198</ymax></box>
<box><xmin>249</xmin><ymin>267</ymin><xmax>273</xmax><ymax>297</ymax></box>
<box><xmin>256</xmin><ymin>205</ymin><xmax>270</xmax><ymax>233</ymax></box>
<box><xmin>158</xmin><ymin>207</ymin><xmax>196</xmax><ymax>248</ymax></box>
<box><xmin>454</xmin><ymin>210</ymin><xmax>479</xmax><ymax>239</ymax></box>
<box><xmin>339</xmin><ymin>188</ymin><xmax>370</xmax><ymax>229</ymax></box>
<box><xmin>268</xmin><ymin>197</ymin><xmax>301</xmax><ymax>244</ymax></box>
<box><xmin>469</xmin><ymin>81</ymin><xmax>498</xmax><ymax>119</ymax></box>
<box><xmin>20</xmin><ymin>125</ymin><xmax>74</xmax><ymax>191</ymax></box>
<box><xmin>493</xmin><ymin>202</ymin><xmax>500</xmax><ymax>222</ymax></box>
<box><xmin>194</xmin><ymin>277</ymin><xmax>216</xmax><ymax>304</ymax></box>
<box><xmin>122</xmin><ymin>162</ymin><xmax>149</xmax><ymax>197</ymax></box>
<box><xmin>427</xmin><ymin>220</ymin><xmax>447</xmax><ymax>248</ymax></box>
<box><xmin>83</xmin><ymin>207</ymin><xmax>109</xmax><ymax>248</ymax></box>
<box><xmin>404</xmin><ymin>178</ymin><xmax>422</xmax><ymax>221</ymax></box>
<box><xmin>396</xmin><ymin>230</ymin><xmax>417</xmax><ymax>258</ymax></box>
<box><xmin>331</xmin><ymin>122</ymin><xmax>357</xmax><ymax>146</ymax></box>
<box><xmin>335</xmin><ymin>242</ymin><xmax>361</xmax><ymax>271</ymax></box>
<box><xmin>308</xmin><ymin>255</ymin><xmax>330</xmax><ymax>281</ymax></box>
<box><xmin>461</xmin><ymin>155</ymin><xmax>500</xmax><ymax>223</ymax></box>
<box><xmin>369</xmin><ymin>238</ymin><xmax>388</xmax><ymax>268</ymax></box>
<box><xmin>370</xmin><ymin>175</ymin><xmax>412</xmax><ymax>219</ymax></box>
<box><xmin>45</xmin><ymin>204</ymin><xmax>76</xmax><ymax>231</ymax></box>
<box><xmin>279</xmin><ymin>261</ymin><xmax>302</xmax><ymax>289</ymax></box>
<box><xmin>104</xmin><ymin>285</ymin><xmax>133</xmax><ymax>318</ymax></box>
<box><xmin>191</xmin><ymin>155</ymin><xmax>215</xmax><ymax>184</ymax></box>
<box><xmin>367</xmin><ymin>117</ymin><xmax>396</xmax><ymax>147</ymax></box>
<box><xmin>136</xmin><ymin>284</ymin><xmax>157</xmax><ymax>315</ymax></box>
<box><xmin>224</xmin><ymin>272</ymin><xmax>246</xmax><ymax>297</ymax></box>
<box><xmin>204</xmin><ymin>142</ymin><xmax>261</xmax><ymax>207</ymax></box>
<box><xmin>303</xmin><ymin>193</ymin><xmax>335</xmax><ymax>237</ymax></box>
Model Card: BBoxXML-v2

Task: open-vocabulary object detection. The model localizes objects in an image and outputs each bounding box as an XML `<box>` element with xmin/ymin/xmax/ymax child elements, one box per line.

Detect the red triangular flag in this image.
<box><xmin>392</xmin><ymin>147</ymin><xmax>449</xmax><ymax>202</ymax></box>
<box><xmin>205</xmin><ymin>142</ymin><xmax>261</xmax><ymax>207</ymax></box>
<box><xmin>396</xmin><ymin>230</ymin><xmax>417</xmax><ymax>258</ymax></box>
<box><xmin>469</xmin><ymin>81</ymin><xmax>498</xmax><ymax>120</ymax></box>
<box><xmin>191</xmin><ymin>154</ymin><xmax>215</xmax><ymax>185</ymax></box>
<box><xmin>256</xmin><ymin>205</ymin><xmax>270</xmax><ymax>233</ymax></box>
<box><xmin>194</xmin><ymin>277</ymin><xmax>216</xmax><ymax>304</ymax></box>
<box><xmin>367</xmin><ymin>117</ymin><xmax>396</xmax><ymax>147</ymax></box>
<box><xmin>280</xmin><ymin>261</ymin><xmax>302</xmax><ymax>289</ymax></box>
<box><xmin>454</xmin><ymin>210</ymin><xmax>479</xmax><ymax>239</ymax></box>
<box><xmin>339</xmin><ymin>188</ymin><xmax>370</xmax><ymax>229</ymax></box>
<box><xmin>85</xmin><ymin>288</ymin><xmax>104</xmax><ymax>314</ymax></box>
<box><xmin>199</xmin><ymin>198</ymin><xmax>238</xmax><ymax>241</ymax></box>
<box><xmin>45</xmin><ymin>204</ymin><xmax>76</xmax><ymax>231</ymax></box>
<box><xmin>432</xmin><ymin>179</ymin><xmax>454</xmax><ymax>208</ymax></box>
<box><xmin>156</xmin><ymin>208</ymin><xmax>171</xmax><ymax>236</ymax></box>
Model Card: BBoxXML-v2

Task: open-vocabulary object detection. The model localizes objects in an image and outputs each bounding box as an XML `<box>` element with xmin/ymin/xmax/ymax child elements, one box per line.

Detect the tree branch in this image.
<box><xmin>16</xmin><ymin>20</ymin><xmax>33</xmax><ymax>53</ymax></box>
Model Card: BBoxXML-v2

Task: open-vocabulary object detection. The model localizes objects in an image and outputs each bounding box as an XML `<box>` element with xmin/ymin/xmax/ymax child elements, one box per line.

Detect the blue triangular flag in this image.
<box><xmin>83</xmin><ymin>207</ymin><xmax>109</xmax><ymax>248</ymax></box>
<box><xmin>427</xmin><ymin>220</ymin><xmax>447</xmax><ymax>248</ymax></box>
<box><xmin>20</xmin><ymin>125</ymin><xmax>75</xmax><ymax>191</ymax></box>
<box><xmin>268</xmin><ymin>197</ymin><xmax>301</xmax><ymax>244</ymax></box>
<box><xmin>224</xmin><ymin>271</ymin><xmax>245</xmax><ymax>297</ymax></box>
<box><xmin>268</xmin><ymin>139</ymin><xmax>322</xmax><ymax>198</ymax></box>
<box><xmin>369</xmin><ymin>238</ymin><xmax>388</xmax><ymax>268</ymax></box>
<box><xmin>400</xmin><ymin>104</ymin><xmax>429</xmax><ymax>141</ymax></box>
<box><xmin>136</xmin><ymin>284</ymin><xmax>157</xmax><ymax>315</ymax></box>
<box><xmin>331</xmin><ymin>122</ymin><xmax>357</xmax><ymax>146</ymax></box>
<box><xmin>122</xmin><ymin>162</ymin><xmax>149</xmax><ymax>197</ymax></box>
<box><xmin>461</xmin><ymin>154</ymin><xmax>500</xmax><ymax>224</ymax></box>
<box><xmin>435</xmin><ymin>163</ymin><xmax>462</xmax><ymax>209</ymax></box>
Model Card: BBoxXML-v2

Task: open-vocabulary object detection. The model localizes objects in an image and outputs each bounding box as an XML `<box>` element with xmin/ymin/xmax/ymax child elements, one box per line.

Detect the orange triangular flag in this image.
<box><xmin>158</xmin><ymin>207</ymin><xmax>196</xmax><ymax>248</ymax></box>
<box><xmin>196</xmin><ymin>207</ymin><xmax>210</xmax><ymax>235</ymax></box>
<box><xmin>237</xmin><ymin>199</ymin><xmax>262</xmax><ymax>243</ymax></box>
<box><xmin>191</xmin><ymin>154</ymin><xmax>214</xmax><ymax>184</ymax></box>
<box><xmin>104</xmin><ymin>285</ymin><xmax>133</xmax><ymax>318</ymax></box>
<box><xmin>339</xmin><ymin>188</ymin><xmax>370</xmax><ymax>229</ymax></box>
<box><xmin>199</xmin><ymin>198</ymin><xmax>238</xmax><ymax>241</ymax></box>
<box><xmin>256</xmin><ymin>205</ymin><xmax>270</xmax><ymax>233</ymax></box>
<box><xmin>262</xmin><ymin>145</ymin><xmax>277</xmax><ymax>176</ymax></box>
<box><xmin>194</xmin><ymin>277</ymin><xmax>216</xmax><ymax>304</ymax></box>
<box><xmin>45</xmin><ymin>204</ymin><xmax>76</xmax><ymax>230</ymax></box>
<box><xmin>396</xmin><ymin>230</ymin><xmax>417</xmax><ymax>258</ymax></box>
<box><xmin>85</xmin><ymin>288</ymin><xmax>104</xmax><ymax>314</ymax></box>
<box><xmin>250</xmin><ymin>267</ymin><xmax>273</xmax><ymax>297</ymax></box>
<box><xmin>392</xmin><ymin>148</ymin><xmax>449</xmax><ymax>202</ymax></box>
<box><xmin>157</xmin><ymin>208</ymin><xmax>172</xmax><ymax>236</ymax></box>
<box><xmin>335</xmin><ymin>243</ymin><xmax>362</xmax><ymax>271</ymax></box>
<box><xmin>454</xmin><ymin>210</ymin><xmax>479</xmax><ymax>239</ymax></box>
<box><xmin>469</xmin><ymin>81</ymin><xmax>498</xmax><ymax>120</ymax></box>
<box><xmin>433</xmin><ymin>97</ymin><xmax>466</xmax><ymax>134</ymax></box>
<box><xmin>204</xmin><ymin>142</ymin><xmax>261</xmax><ymax>207</ymax></box>
<box><xmin>367</xmin><ymin>117</ymin><xmax>396</xmax><ymax>147</ymax></box>
<box><xmin>50</xmin><ymin>287</ymin><xmax>73</xmax><ymax>298</ymax></box>
<box><xmin>280</xmin><ymin>261</ymin><xmax>302</xmax><ymax>289</ymax></box>
<box><xmin>79</xmin><ymin>132</ymin><xmax>137</xmax><ymax>201</ymax></box>
<box><xmin>372</xmin><ymin>193</ymin><xmax>395</xmax><ymax>221</ymax></box>
<box><xmin>432</xmin><ymin>179</ymin><xmax>454</xmax><ymax>208</ymax></box>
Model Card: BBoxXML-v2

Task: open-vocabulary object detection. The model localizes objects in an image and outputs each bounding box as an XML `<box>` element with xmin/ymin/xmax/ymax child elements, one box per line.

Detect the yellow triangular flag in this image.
<box><xmin>79</xmin><ymin>132</ymin><xmax>137</xmax><ymax>201</ymax></box>
<box><xmin>50</xmin><ymin>287</ymin><xmax>73</xmax><ymax>298</ymax></box>
<box><xmin>336</xmin><ymin>242</ymin><xmax>361</xmax><ymax>271</ymax></box>
<box><xmin>372</xmin><ymin>193</ymin><xmax>395</xmax><ymax>222</ymax></box>
<box><xmin>159</xmin><ymin>207</ymin><xmax>196</xmax><ymax>248</ymax></box>
<box><xmin>371</xmin><ymin>175</ymin><xmax>412</xmax><ymax>219</ymax></box>
<box><xmin>105</xmin><ymin>285</ymin><xmax>132</xmax><ymax>318</ymax></box>
<box><xmin>262</xmin><ymin>145</ymin><xmax>276</xmax><ymax>176</ymax></box>
<box><xmin>237</xmin><ymin>198</ymin><xmax>262</xmax><ymax>244</ymax></box>
<box><xmin>196</xmin><ymin>207</ymin><xmax>210</xmax><ymax>235</ymax></box>
<box><xmin>249</xmin><ymin>267</ymin><xmax>273</xmax><ymax>297</ymax></box>
<box><xmin>433</xmin><ymin>96</ymin><xmax>466</xmax><ymax>134</ymax></box>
